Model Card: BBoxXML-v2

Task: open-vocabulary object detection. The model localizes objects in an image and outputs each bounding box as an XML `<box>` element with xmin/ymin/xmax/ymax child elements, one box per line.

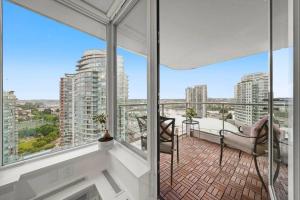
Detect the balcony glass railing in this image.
<box><xmin>117</xmin><ymin>101</ymin><xmax>290</xmax><ymax>162</ymax></box>
<box><xmin>117</xmin><ymin>103</ymin><xmax>148</xmax><ymax>156</ymax></box>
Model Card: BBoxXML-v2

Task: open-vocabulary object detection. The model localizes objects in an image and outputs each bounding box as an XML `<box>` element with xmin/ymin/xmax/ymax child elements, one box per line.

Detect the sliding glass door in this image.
<box><xmin>157</xmin><ymin>0</ymin><xmax>296</xmax><ymax>199</ymax></box>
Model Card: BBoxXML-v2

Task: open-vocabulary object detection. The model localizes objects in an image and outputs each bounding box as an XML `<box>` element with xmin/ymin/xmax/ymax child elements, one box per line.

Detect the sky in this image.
<box><xmin>3</xmin><ymin>1</ymin><xmax>292</xmax><ymax>100</ymax></box>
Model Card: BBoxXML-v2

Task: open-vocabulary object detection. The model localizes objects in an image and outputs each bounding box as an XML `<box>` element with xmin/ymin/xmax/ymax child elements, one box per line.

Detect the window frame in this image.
<box><xmin>0</xmin><ymin>0</ymin><xmax>111</xmax><ymax>167</ymax></box>
<box><xmin>0</xmin><ymin>0</ymin><xmax>3</xmax><ymax>166</ymax></box>
<box><xmin>0</xmin><ymin>0</ymin><xmax>158</xmax><ymax>173</ymax></box>
<box><xmin>112</xmin><ymin>0</ymin><xmax>158</xmax><ymax>161</ymax></box>
<box><xmin>292</xmin><ymin>1</ymin><xmax>300</xmax><ymax>200</ymax></box>
<box><xmin>268</xmin><ymin>1</ymin><xmax>299</xmax><ymax>200</ymax></box>
<box><xmin>103</xmin><ymin>0</ymin><xmax>160</xmax><ymax>197</ymax></box>
<box><xmin>0</xmin><ymin>1</ymin><xmax>159</xmax><ymax>198</ymax></box>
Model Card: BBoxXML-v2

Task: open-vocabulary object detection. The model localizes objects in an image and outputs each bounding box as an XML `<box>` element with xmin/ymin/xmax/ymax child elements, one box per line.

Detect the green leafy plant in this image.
<box><xmin>93</xmin><ymin>113</ymin><xmax>107</xmax><ymax>130</ymax></box>
<box><xmin>93</xmin><ymin>113</ymin><xmax>112</xmax><ymax>141</ymax></box>
<box><xmin>186</xmin><ymin>108</ymin><xmax>197</xmax><ymax>121</ymax></box>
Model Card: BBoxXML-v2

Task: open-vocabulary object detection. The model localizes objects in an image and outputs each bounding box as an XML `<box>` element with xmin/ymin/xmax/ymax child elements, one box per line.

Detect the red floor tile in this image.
<box><xmin>160</xmin><ymin>137</ymin><xmax>288</xmax><ymax>200</ymax></box>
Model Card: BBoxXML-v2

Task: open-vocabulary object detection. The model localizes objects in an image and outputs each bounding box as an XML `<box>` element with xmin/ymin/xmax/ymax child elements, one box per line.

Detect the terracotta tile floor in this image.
<box><xmin>159</xmin><ymin>137</ymin><xmax>288</xmax><ymax>200</ymax></box>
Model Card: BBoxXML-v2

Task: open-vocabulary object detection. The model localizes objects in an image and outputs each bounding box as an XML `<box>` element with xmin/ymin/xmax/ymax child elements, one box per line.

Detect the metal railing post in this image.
<box><xmin>118</xmin><ymin>105</ymin><xmax>122</xmax><ymax>140</ymax></box>
<box><xmin>222</xmin><ymin>103</ymin><xmax>225</xmax><ymax>130</ymax></box>
<box><xmin>185</xmin><ymin>102</ymin><xmax>188</xmax><ymax>120</ymax></box>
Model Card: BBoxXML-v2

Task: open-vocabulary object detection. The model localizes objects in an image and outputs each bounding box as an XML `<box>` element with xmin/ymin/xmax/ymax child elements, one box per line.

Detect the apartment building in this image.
<box><xmin>234</xmin><ymin>73</ymin><xmax>269</xmax><ymax>125</ymax></box>
<box><xmin>59</xmin><ymin>50</ymin><xmax>128</xmax><ymax>146</ymax></box>
<box><xmin>185</xmin><ymin>85</ymin><xmax>207</xmax><ymax>117</ymax></box>
<box><xmin>59</xmin><ymin>74</ymin><xmax>75</xmax><ymax>147</ymax></box>
<box><xmin>3</xmin><ymin>91</ymin><xmax>18</xmax><ymax>164</ymax></box>
<box><xmin>117</xmin><ymin>56</ymin><xmax>129</xmax><ymax>137</ymax></box>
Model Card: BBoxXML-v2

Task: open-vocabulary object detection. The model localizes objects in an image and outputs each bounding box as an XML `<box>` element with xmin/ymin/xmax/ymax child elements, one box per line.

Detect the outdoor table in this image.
<box><xmin>181</xmin><ymin>119</ymin><xmax>200</xmax><ymax>139</ymax></box>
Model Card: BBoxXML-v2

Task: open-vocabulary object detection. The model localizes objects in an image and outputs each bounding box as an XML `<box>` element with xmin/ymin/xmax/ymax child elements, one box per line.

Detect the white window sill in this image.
<box><xmin>0</xmin><ymin>141</ymin><xmax>150</xmax><ymax>191</ymax></box>
<box><xmin>0</xmin><ymin>143</ymin><xmax>100</xmax><ymax>188</ymax></box>
<box><xmin>109</xmin><ymin>142</ymin><xmax>149</xmax><ymax>178</ymax></box>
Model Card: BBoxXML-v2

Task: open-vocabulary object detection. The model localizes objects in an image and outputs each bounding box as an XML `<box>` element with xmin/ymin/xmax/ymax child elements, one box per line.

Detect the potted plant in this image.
<box><xmin>186</xmin><ymin>108</ymin><xmax>197</xmax><ymax>121</ymax></box>
<box><xmin>93</xmin><ymin>113</ymin><xmax>114</xmax><ymax>150</ymax></box>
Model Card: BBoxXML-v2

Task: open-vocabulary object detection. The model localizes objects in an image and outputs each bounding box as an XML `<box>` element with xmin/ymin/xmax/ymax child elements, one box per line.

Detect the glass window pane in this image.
<box><xmin>116</xmin><ymin>0</ymin><xmax>147</xmax><ymax>155</ymax></box>
<box><xmin>272</xmin><ymin>0</ymin><xmax>291</xmax><ymax>199</ymax></box>
<box><xmin>159</xmin><ymin>0</ymin><xmax>270</xmax><ymax>198</ymax></box>
<box><xmin>3</xmin><ymin>0</ymin><xmax>107</xmax><ymax>165</ymax></box>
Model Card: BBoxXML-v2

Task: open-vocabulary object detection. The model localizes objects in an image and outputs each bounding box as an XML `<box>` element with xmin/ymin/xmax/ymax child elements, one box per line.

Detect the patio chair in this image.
<box><xmin>136</xmin><ymin>116</ymin><xmax>179</xmax><ymax>185</ymax></box>
<box><xmin>160</xmin><ymin>116</ymin><xmax>178</xmax><ymax>185</ymax></box>
<box><xmin>219</xmin><ymin>116</ymin><xmax>282</xmax><ymax>192</ymax></box>
<box><xmin>137</xmin><ymin>116</ymin><xmax>147</xmax><ymax>150</ymax></box>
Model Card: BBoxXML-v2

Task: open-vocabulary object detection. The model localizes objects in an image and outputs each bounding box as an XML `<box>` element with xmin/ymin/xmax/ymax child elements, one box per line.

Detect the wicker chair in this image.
<box><xmin>219</xmin><ymin>116</ymin><xmax>282</xmax><ymax>191</ymax></box>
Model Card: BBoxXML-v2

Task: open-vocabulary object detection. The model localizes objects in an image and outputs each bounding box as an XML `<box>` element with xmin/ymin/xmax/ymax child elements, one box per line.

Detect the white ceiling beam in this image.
<box><xmin>55</xmin><ymin>0</ymin><xmax>109</xmax><ymax>24</ymax></box>
<box><xmin>111</xmin><ymin>0</ymin><xmax>139</xmax><ymax>25</ymax></box>
<box><xmin>106</xmin><ymin>0</ymin><xmax>127</xmax><ymax>20</ymax></box>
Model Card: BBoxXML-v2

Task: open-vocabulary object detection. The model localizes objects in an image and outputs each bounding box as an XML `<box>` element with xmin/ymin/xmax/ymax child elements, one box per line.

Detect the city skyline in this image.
<box><xmin>4</xmin><ymin>0</ymin><xmax>291</xmax><ymax>100</ymax></box>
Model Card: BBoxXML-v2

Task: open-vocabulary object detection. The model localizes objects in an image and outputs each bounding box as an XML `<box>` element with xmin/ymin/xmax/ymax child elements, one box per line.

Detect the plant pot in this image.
<box><xmin>98</xmin><ymin>137</ymin><xmax>114</xmax><ymax>151</ymax></box>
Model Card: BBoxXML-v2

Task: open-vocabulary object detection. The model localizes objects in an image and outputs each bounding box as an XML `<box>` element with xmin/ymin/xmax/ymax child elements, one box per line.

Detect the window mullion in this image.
<box><xmin>106</xmin><ymin>22</ymin><xmax>117</xmax><ymax>137</ymax></box>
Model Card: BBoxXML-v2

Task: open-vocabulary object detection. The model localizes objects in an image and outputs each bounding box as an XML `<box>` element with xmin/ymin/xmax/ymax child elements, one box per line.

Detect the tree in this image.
<box><xmin>46</xmin><ymin>131</ymin><xmax>59</xmax><ymax>142</ymax></box>
<box><xmin>32</xmin><ymin>138</ymin><xmax>47</xmax><ymax>148</ymax></box>
<box><xmin>19</xmin><ymin>102</ymin><xmax>38</xmax><ymax>110</ymax></box>
<box><xmin>36</xmin><ymin>124</ymin><xmax>58</xmax><ymax>136</ymax></box>
<box><xmin>44</xmin><ymin>115</ymin><xmax>58</xmax><ymax>122</ymax></box>
<box><xmin>219</xmin><ymin>107</ymin><xmax>228</xmax><ymax>114</ymax></box>
<box><xmin>19</xmin><ymin>128</ymin><xmax>37</xmax><ymax>138</ymax></box>
<box><xmin>43</xmin><ymin>108</ymin><xmax>52</xmax><ymax>114</ymax></box>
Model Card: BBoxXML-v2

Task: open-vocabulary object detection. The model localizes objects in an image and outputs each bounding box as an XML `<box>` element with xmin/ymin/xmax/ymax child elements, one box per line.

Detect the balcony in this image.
<box><xmin>160</xmin><ymin>137</ymin><xmax>287</xmax><ymax>200</ymax></box>
<box><xmin>118</xmin><ymin>102</ymin><xmax>289</xmax><ymax>200</ymax></box>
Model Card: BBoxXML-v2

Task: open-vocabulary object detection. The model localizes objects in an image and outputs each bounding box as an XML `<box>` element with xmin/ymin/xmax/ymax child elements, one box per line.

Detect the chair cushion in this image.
<box><xmin>250</xmin><ymin>116</ymin><xmax>283</xmax><ymax>143</ymax></box>
<box><xmin>160</xmin><ymin>142</ymin><xmax>172</xmax><ymax>154</ymax></box>
<box><xmin>250</xmin><ymin>116</ymin><xmax>268</xmax><ymax>143</ymax></box>
<box><xmin>240</xmin><ymin>125</ymin><xmax>252</xmax><ymax>136</ymax></box>
<box><xmin>224</xmin><ymin>132</ymin><xmax>267</xmax><ymax>155</ymax></box>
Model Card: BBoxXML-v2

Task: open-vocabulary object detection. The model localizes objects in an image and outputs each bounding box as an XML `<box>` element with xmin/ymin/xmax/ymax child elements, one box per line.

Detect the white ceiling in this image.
<box><xmin>10</xmin><ymin>0</ymin><xmax>289</xmax><ymax>69</ymax></box>
<box><xmin>83</xmin><ymin>0</ymin><xmax>114</xmax><ymax>13</ymax></box>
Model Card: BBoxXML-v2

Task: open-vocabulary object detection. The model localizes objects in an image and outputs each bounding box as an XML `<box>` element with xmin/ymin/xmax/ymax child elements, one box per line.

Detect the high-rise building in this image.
<box><xmin>185</xmin><ymin>85</ymin><xmax>207</xmax><ymax>117</ymax></box>
<box><xmin>59</xmin><ymin>50</ymin><xmax>128</xmax><ymax>146</ymax></box>
<box><xmin>3</xmin><ymin>91</ymin><xmax>18</xmax><ymax>164</ymax></box>
<box><xmin>234</xmin><ymin>72</ymin><xmax>269</xmax><ymax>125</ymax></box>
<box><xmin>117</xmin><ymin>56</ymin><xmax>129</xmax><ymax>136</ymax></box>
<box><xmin>73</xmin><ymin>50</ymin><xmax>108</xmax><ymax>145</ymax></box>
<box><xmin>59</xmin><ymin>74</ymin><xmax>75</xmax><ymax>147</ymax></box>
